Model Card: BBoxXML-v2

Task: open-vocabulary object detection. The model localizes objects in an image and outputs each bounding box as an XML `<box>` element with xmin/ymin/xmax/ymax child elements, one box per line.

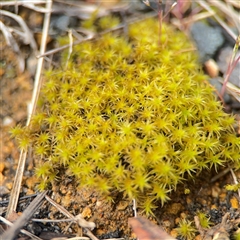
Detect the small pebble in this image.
<box><xmin>0</xmin><ymin>186</ymin><xmax>10</xmax><ymax>196</ymax></box>
<box><xmin>175</xmin><ymin>217</ymin><xmax>181</xmax><ymax>225</ymax></box>
<box><xmin>211</xmin><ymin>204</ymin><xmax>218</xmax><ymax>210</ymax></box>
<box><xmin>180</xmin><ymin>212</ymin><xmax>187</xmax><ymax>219</ymax></box>
<box><xmin>186</xmin><ymin>196</ymin><xmax>193</xmax><ymax>205</ymax></box>
<box><xmin>211</xmin><ymin>185</ymin><xmax>221</xmax><ymax>198</ymax></box>
<box><xmin>195</xmin><ymin>234</ymin><xmax>203</xmax><ymax>240</ymax></box>
<box><xmin>56</xmin><ymin>197</ymin><xmax>61</xmax><ymax>204</ymax></box>
<box><xmin>81</xmin><ymin>207</ymin><xmax>92</xmax><ymax>218</ymax></box>
<box><xmin>0</xmin><ymin>173</ymin><xmax>5</xmax><ymax>185</ymax></box>
<box><xmin>25</xmin><ymin>176</ymin><xmax>39</xmax><ymax>190</ymax></box>
<box><xmin>0</xmin><ymin>163</ymin><xmax>5</xmax><ymax>173</ymax></box>
<box><xmin>3</xmin><ymin>116</ymin><xmax>14</xmax><ymax>127</ymax></box>
<box><xmin>170</xmin><ymin>229</ymin><xmax>178</xmax><ymax>238</ymax></box>
<box><xmin>230</xmin><ymin>196</ymin><xmax>239</xmax><ymax>209</ymax></box>
<box><xmin>117</xmin><ymin>200</ymin><xmax>129</xmax><ymax>211</ymax></box>
<box><xmin>61</xmin><ymin>194</ymin><xmax>71</xmax><ymax>207</ymax></box>
<box><xmin>162</xmin><ymin>220</ymin><xmax>172</xmax><ymax>228</ymax></box>
<box><xmin>60</xmin><ymin>186</ymin><xmax>67</xmax><ymax>195</ymax></box>
<box><xmin>27</xmin><ymin>222</ymin><xmax>42</xmax><ymax>235</ymax></box>
<box><xmin>204</xmin><ymin>59</ymin><xmax>219</xmax><ymax>78</ymax></box>
<box><xmin>5</xmin><ymin>181</ymin><xmax>13</xmax><ymax>190</ymax></box>
<box><xmin>96</xmin><ymin>200</ymin><xmax>102</xmax><ymax>207</ymax></box>
<box><xmin>219</xmin><ymin>192</ymin><xmax>227</xmax><ymax>203</ymax></box>
<box><xmin>0</xmin><ymin>68</ymin><xmax>5</xmax><ymax>76</ymax></box>
<box><xmin>167</xmin><ymin>203</ymin><xmax>183</xmax><ymax>215</ymax></box>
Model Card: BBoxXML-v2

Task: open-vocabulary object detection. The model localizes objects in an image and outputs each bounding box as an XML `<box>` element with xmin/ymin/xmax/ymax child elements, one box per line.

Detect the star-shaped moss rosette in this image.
<box><xmin>12</xmin><ymin>18</ymin><xmax>240</xmax><ymax>214</ymax></box>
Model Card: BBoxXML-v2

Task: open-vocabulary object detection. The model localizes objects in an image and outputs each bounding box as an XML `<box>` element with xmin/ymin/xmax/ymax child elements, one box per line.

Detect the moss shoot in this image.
<box><xmin>13</xmin><ymin>18</ymin><xmax>240</xmax><ymax>214</ymax></box>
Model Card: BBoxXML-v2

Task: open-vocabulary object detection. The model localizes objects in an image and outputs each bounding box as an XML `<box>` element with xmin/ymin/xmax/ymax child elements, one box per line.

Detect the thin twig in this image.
<box><xmin>0</xmin><ymin>216</ymin><xmax>43</xmax><ymax>240</ymax></box>
<box><xmin>65</xmin><ymin>29</ymin><xmax>73</xmax><ymax>69</ymax></box>
<box><xmin>196</xmin><ymin>0</ymin><xmax>237</xmax><ymax>41</ymax></box>
<box><xmin>218</xmin><ymin>77</ymin><xmax>240</xmax><ymax>102</ymax></box>
<box><xmin>0</xmin><ymin>10</ymin><xmax>37</xmax><ymax>49</ymax></box>
<box><xmin>6</xmin><ymin>0</ymin><xmax>53</xmax><ymax>219</ymax></box>
<box><xmin>45</xmin><ymin>196</ymin><xmax>96</xmax><ymax>230</ymax></box>
<box><xmin>0</xmin><ymin>193</ymin><xmax>38</xmax><ymax>205</ymax></box>
<box><xmin>37</xmin><ymin>11</ymin><xmax>158</xmax><ymax>59</ymax></box>
<box><xmin>230</xmin><ymin>168</ymin><xmax>240</xmax><ymax>198</ymax></box>
<box><xmin>0</xmin><ymin>20</ymin><xmax>25</xmax><ymax>72</ymax></box>
<box><xmin>206</xmin><ymin>0</ymin><xmax>240</xmax><ymax>31</ymax></box>
<box><xmin>194</xmin><ymin>216</ymin><xmax>205</xmax><ymax>238</ymax></box>
<box><xmin>171</xmin><ymin>12</ymin><xmax>214</xmax><ymax>28</ymax></box>
<box><xmin>0</xmin><ymin>191</ymin><xmax>47</xmax><ymax>240</ymax></box>
<box><xmin>28</xmin><ymin>0</ymin><xmax>52</xmax><ymax>125</ymax></box>
<box><xmin>32</xmin><ymin>218</ymin><xmax>75</xmax><ymax>223</ymax></box>
<box><xmin>0</xmin><ymin>0</ymin><xmax>51</xmax><ymax>13</ymax></box>
<box><xmin>0</xmin><ymin>1</ymin><xmax>47</xmax><ymax>6</ymax></box>
<box><xmin>45</xmin><ymin>195</ymin><xmax>75</xmax><ymax>220</ymax></box>
<box><xmin>211</xmin><ymin>167</ymin><xmax>231</xmax><ymax>182</ymax></box>
<box><xmin>0</xmin><ymin>21</ymin><xmax>19</xmax><ymax>51</ymax></box>
<box><xmin>221</xmin><ymin>36</ymin><xmax>240</xmax><ymax>98</ymax></box>
<box><xmin>5</xmin><ymin>150</ymin><xmax>28</xmax><ymax>218</ymax></box>
<box><xmin>132</xmin><ymin>199</ymin><xmax>137</xmax><ymax>217</ymax></box>
<box><xmin>37</xmin><ymin>32</ymin><xmax>96</xmax><ymax>58</ymax></box>
<box><xmin>45</xmin><ymin>195</ymin><xmax>98</xmax><ymax>240</ymax></box>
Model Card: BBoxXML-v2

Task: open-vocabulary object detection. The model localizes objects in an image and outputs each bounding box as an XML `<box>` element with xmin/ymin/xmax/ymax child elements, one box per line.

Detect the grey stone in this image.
<box><xmin>190</xmin><ymin>22</ymin><xmax>225</xmax><ymax>62</ymax></box>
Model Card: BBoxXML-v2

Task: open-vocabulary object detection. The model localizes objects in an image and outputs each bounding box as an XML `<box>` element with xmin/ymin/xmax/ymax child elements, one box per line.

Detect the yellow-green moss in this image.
<box><xmin>197</xmin><ymin>211</ymin><xmax>212</xmax><ymax>229</ymax></box>
<box><xmin>13</xmin><ymin>18</ymin><xmax>240</xmax><ymax>214</ymax></box>
<box><xmin>176</xmin><ymin>219</ymin><xmax>197</xmax><ymax>240</ymax></box>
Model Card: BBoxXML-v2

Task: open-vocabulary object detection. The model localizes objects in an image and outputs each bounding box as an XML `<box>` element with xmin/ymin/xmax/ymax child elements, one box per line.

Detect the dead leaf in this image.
<box><xmin>129</xmin><ymin>217</ymin><xmax>176</xmax><ymax>240</ymax></box>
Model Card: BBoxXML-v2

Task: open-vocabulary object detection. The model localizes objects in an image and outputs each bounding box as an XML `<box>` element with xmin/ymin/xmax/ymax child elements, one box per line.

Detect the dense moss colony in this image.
<box><xmin>14</xmin><ymin>19</ymin><xmax>240</xmax><ymax>213</ymax></box>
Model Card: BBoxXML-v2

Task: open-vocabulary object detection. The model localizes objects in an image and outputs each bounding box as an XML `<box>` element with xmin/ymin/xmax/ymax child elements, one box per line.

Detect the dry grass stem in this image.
<box><xmin>32</xmin><ymin>218</ymin><xmax>77</xmax><ymax>223</ymax></box>
<box><xmin>218</xmin><ymin>78</ymin><xmax>240</xmax><ymax>102</ymax></box>
<box><xmin>68</xmin><ymin>238</ymin><xmax>89</xmax><ymax>240</ymax></box>
<box><xmin>196</xmin><ymin>0</ymin><xmax>237</xmax><ymax>40</ymax></box>
<box><xmin>210</xmin><ymin>167</ymin><xmax>231</xmax><ymax>182</ymax></box>
<box><xmin>0</xmin><ymin>0</ymin><xmax>51</xmax><ymax>13</ymax></box>
<box><xmin>225</xmin><ymin>0</ymin><xmax>240</xmax><ymax>9</ymax></box>
<box><xmin>0</xmin><ymin>21</ymin><xmax>20</xmax><ymax>51</ymax></box>
<box><xmin>65</xmin><ymin>29</ymin><xmax>73</xmax><ymax>69</ymax></box>
<box><xmin>0</xmin><ymin>20</ymin><xmax>25</xmax><ymax>72</ymax></box>
<box><xmin>172</xmin><ymin>12</ymin><xmax>214</xmax><ymax>28</ymax></box>
<box><xmin>29</xmin><ymin>0</ymin><xmax>52</xmax><ymax>123</ymax></box>
<box><xmin>0</xmin><ymin>10</ymin><xmax>37</xmax><ymax>49</ymax></box>
<box><xmin>45</xmin><ymin>196</ymin><xmax>96</xmax><ymax>231</ymax></box>
<box><xmin>38</xmin><ymin>11</ymin><xmax>158</xmax><ymax>58</ymax></box>
<box><xmin>36</xmin><ymin>30</ymin><xmax>96</xmax><ymax>58</ymax></box>
<box><xmin>230</xmin><ymin>168</ymin><xmax>240</xmax><ymax>198</ymax></box>
<box><xmin>1</xmin><ymin>191</ymin><xmax>47</xmax><ymax>240</ymax></box>
<box><xmin>52</xmin><ymin>1</ymin><xmax>108</xmax><ymax>19</ymax></box>
<box><xmin>5</xmin><ymin>150</ymin><xmax>28</xmax><ymax>218</ymax></box>
<box><xmin>45</xmin><ymin>195</ymin><xmax>98</xmax><ymax>240</ymax></box>
<box><xmin>221</xmin><ymin>36</ymin><xmax>240</xmax><ymax>98</ymax></box>
<box><xmin>133</xmin><ymin>199</ymin><xmax>137</xmax><ymax>217</ymax></box>
<box><xmin>207</xmin><ymin>0</ymin><xmax>240</xmax><ymax>30</ymax></box>
<box><xmin>5</xmin><ymin>0</ymin><xmax>53</xmax><ymax>219</ymax></box>
<box><xmin>194</xmin><ymin>215</ymin><xmax>205</xmax><ymax>237</ymax></box>
<box><xmin>0</xmin><ymin>1</ymin><xmax>47</xmax><ymax>7</ymax></box>
<box><xmin>0</xmin><ymin>216</ymin><xmax>42</xmax><ymax>240</ymax></box>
